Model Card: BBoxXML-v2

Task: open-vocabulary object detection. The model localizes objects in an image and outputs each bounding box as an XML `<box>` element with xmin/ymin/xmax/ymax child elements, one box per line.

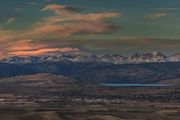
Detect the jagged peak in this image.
<box><xmin>1</xmin><ymin>52</ymin><xmax>180</xmax><ymax>64</ymax></box>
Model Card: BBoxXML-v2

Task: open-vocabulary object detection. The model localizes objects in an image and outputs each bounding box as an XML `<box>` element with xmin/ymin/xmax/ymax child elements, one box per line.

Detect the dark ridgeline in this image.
<box><xmin>0</xmin><ymin>60</ymin><xmax>180</xmax><ymax>85</ymax></box>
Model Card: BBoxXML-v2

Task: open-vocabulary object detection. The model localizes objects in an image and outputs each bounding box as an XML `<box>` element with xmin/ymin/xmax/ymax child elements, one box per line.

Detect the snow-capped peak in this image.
<box><xmin>1</xmin><ymin>52</ymin><xmax>180</xmax><ymax>64</ymax></box>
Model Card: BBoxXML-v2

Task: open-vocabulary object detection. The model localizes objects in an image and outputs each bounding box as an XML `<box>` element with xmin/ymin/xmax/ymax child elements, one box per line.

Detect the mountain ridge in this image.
<box><xmin>1</xmin><ymin>52</ymin><xmax>180</xmax><ymax>64</ymax></box>
<box><xmin>0</xmin><ymin>60</ymin><xmax>180</xmax><ymax>85</ymax></box>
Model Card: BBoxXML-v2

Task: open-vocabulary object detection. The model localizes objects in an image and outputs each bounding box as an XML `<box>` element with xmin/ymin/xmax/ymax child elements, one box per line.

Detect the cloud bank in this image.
<box><xmin>0</xmin><ymin>4</ymin><xmax>121</xmax><ymax>58</ymax></box>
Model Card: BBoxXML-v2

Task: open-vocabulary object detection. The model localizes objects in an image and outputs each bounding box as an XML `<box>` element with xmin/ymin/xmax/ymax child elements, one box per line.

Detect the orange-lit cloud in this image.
<box><xmin>9</xmin><ymin>40</ymin><xmax>79</xmax><ymax>56</ymax></box>
<box><xmin>41</xmin><ymin>4</ymin><xmax>67</xmax><ymax>11</ymax></box>
<box><xmin>34</xmin><ymin>7</ymin><xmax>121</xmax><ymax>36</ymax></box>
<box><xmin>41</xmin><ymin>4</ymin><xmax>81</xmax><ymax>14</ymax></box>
<box><xmin>0</xmin><ymin>4</ymin><xmax>120</xmax><ymax>41</ymax></box>
<box><xmin>0</xmin><ymin>4</ymin><xmax>121</xmax><ymax>58</ymax></box>
<box><xmin>8</xmin><ymin>47</ymin><xmax>80</xmax><ymax>56</ymax></box>
<box><xmin>9</xmin><ymin>40</ymin><xmax>46</xmax><ymax>51</ymax></box>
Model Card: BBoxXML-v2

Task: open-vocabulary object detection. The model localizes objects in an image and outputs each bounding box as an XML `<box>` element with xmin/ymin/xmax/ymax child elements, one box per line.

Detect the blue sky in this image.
<box><xmin>0</xmin><ymin>0</ymin><xmax>180</xmax><ymax>57</ymax></box>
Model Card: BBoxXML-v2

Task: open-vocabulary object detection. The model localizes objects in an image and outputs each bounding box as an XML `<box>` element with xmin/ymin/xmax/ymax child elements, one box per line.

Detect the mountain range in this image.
<box><xmin>1</xmin><ymin>52</ymin><xmax>180</xmax><ymax>64</ymax></box>
<box><xmin>0</xmin><ymin>60</ymin><xmax>180</xmax><ymax>85</ymax></box>
<box><xmin>0</xmin><ymin>52</ymin><xmax>180</xmax><ymax>85</ymax></box>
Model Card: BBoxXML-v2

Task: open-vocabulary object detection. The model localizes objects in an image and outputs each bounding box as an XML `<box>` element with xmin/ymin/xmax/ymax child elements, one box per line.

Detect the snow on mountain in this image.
<box><xmin>130</xmin><ymin>52</ymin><xmax>167</xmax><ymax>63</ymax></box>
<box><xmin>1</xmin><ymin>52</ymin><xmax>180</xmax><ymax>64</ymax></box>
<box><xmin>99</xmin><ymin>54</ymin><xmax>128</xmax><ymax>64</ymax></box>
<box><xmin>168</xmin><ymin>53</ymin><xmax>180</xmax><ymax>62</ymax></box>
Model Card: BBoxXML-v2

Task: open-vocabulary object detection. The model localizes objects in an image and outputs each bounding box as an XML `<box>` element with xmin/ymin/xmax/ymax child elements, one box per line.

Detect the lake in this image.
<box><xmin>100</xmin><ymin>83</ymin><xmax>173</xmax><ymax>87</ymax></box>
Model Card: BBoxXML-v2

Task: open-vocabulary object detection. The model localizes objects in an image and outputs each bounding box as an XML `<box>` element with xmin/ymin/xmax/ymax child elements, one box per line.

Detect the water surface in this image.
<box><xmin>100</xmin><ymin>84</ymin><xmax>173</xmax><ymax>87</ymax></box>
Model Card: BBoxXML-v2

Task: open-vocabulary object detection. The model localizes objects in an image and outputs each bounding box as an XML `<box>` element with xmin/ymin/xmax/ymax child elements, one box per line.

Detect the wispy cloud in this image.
<box><xmin>41</xmin><ymin>4</ymin><xmax>83</xmax><ymax>13</ymax></box>
<box><xmin>15</xmin><ymin>8</ymin><xmax>22</xmax><ymax>11</ymax></box>
<box><xmin>38</xmin><ymin>4</ymin><xmax>121</xmax><ymax>36</ymax></box>
<box><xmin>150</xmin><ymin>8</ymin><xmax>179</xmax><ymax>11</ymax></box>
<box><xmin>0</xmin><ymin>4</ymin><xmax>121</xmax><ymax>57</ymax></box>
<box><xmin>144</xmin><ymin>12</ymin><xmax>167</xmax><ymax>21</ymax></box>
<box><xmin>29</xmin><ymin>2</ymin><xmax>39</xmax><ymax>6</ymax></box>
<box><xmin>7</xmin><ymin>17</ymin><xmax>16</xmax><ymax>24</ymax></box>
<box><xmin>0</xmin><ymin>40</ymin><xmax>79</xmax><ymax>57</ymax></box>
<box><xmin>44</xmin><ymin>0</ymin><xmax>53</xmax><ymax>2</ymax></box>
<box><xmin>8</xmin><ymin>47</ymin><xmax>79</xmax><ymax>56</ymax></box>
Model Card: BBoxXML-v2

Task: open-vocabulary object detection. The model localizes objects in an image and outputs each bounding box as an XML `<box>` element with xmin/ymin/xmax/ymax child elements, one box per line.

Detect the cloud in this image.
<box><xmin>29</xmin><ymin>2</ymin><xmax>39</xmax><ymax>5</ymax></box>
<box><xmin>144</xmin><ymin>12</ymin><xmax>167</xmax><ymax>21</ymax></box>
<box><xmin>8</xmin><ymin>47</ymin><xmax>80</xmax><ymax>56</ymax></box>
<box><xmin>44</xmin><ymin>0</ymin><xmax>53</xmax><ymax>2</ymax></box>
<box><xmin>8</xmin><ymin>40</ymin><xmax>46</xmax><ymax>52</ymax></box>
<box><xmin>7</xmin><ymin>17</ymin><xmax>16</xmax><ymax>24</ymax></box>
<box><xmin>0</xmin><ymin>4</ymin><xmax>121</xmax><ymax>58</ymax></box>
<box><xmin>41</xmin><ymin>4</ymin><xmax>82</xmax><ymax>13</ymax></box>
<box><xmin>0</xmin><ymin>40</ymin><xmax>79</xmax><ymax>58</ymax></box>
<box><xmin>31</xmin><ymin>12</ymin><xmax>120</xmax><ymax>36</ymax></box>
<box><xmin>15</xmin><ymin>8</ymin><xmax>22</xmax><ymax>11</ymax></box>
<box><xmin>38</xmin><ymin>4</ymin><xmax>121</xmax><ymax>36</ymax></box>
<box><xmin>0</xmin><ymin>4</ymin><xmax>121</xmax><ymax>39</ymax></box>
<box><xmin>41</xmin><ymin>4</ymin><xmax>67</xmax><ymax>11</ymax></box>
<box><xmin>151</xmin><ymin>8</ymin><xmax>179</xmax><ymax>11</ymax></box>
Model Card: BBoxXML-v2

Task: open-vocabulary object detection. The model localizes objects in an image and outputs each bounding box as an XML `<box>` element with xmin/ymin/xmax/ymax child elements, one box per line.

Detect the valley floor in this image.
<box><xmin>0</xmin><ymin>102</ymin><xmax>179</xmax><ymax>120</ymax></box>
<box><xmin>0</xmin><ymin>86</ymin><xmax>179</xmax><ymax>120</ymax></box>
<box><xmin>0</xmin><ymin>73</ymin><xmax>180</xmax><ymax>120</ymax></box>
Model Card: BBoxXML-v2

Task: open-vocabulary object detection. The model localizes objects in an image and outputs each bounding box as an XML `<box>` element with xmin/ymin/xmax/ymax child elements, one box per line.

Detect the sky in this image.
<box><xmin>0</xmin><ymin>0</ymin><xmax>180</xmax><ymax>58</ymax></box>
